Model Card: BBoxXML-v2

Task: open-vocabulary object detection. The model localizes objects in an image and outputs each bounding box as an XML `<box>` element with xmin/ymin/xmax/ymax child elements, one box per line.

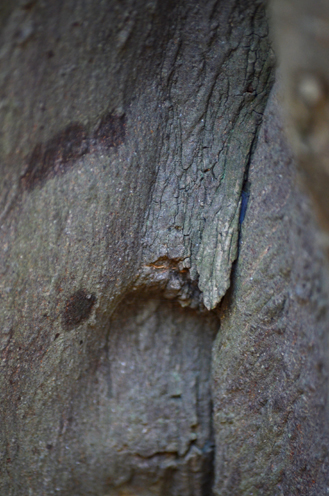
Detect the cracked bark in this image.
<box><xmin>0</xmin><ymin>1</ymin><xmax>329</xmax><ymax>495</ymax></box>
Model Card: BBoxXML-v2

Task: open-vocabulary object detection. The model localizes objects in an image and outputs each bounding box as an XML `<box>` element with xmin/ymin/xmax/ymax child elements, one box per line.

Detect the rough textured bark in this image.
<box><xmin>0</xmin><ymin>1</ymin><xmax>328</xmax><ymax>495</ymax></box>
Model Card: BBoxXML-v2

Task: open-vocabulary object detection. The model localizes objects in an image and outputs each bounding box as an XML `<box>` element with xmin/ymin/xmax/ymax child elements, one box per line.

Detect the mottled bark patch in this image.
<box><xmin>93</xmin><ymin>113</ymin><xmax>126</xmax><ymax>150</ymax></box>
<box><xmin>21</xmin><ymin>123</ymin><xmax>89</xmax><ymax>190</ymax></box>
<box><xmin>21</xmin><ymin>114</ymin><xmax>125</xmax><ymax>191</ymax></box>
<box><xmin>62</xmin><ymin>289</ymin><xmax>96</xmax><ymax>330</ymax></box>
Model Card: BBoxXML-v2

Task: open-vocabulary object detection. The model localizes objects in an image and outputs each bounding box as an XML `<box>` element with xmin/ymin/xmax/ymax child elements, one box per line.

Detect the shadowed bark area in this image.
<box><xmin>0</xmin><ymin>1</ymin><xmax>328</xmax><ymax>495</ymax></box>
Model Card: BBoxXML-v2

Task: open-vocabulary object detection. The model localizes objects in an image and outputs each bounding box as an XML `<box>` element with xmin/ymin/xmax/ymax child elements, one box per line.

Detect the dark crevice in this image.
<box><xmin>223</xmin><ymin>95</ymin><xmax>272</xmax><ymax>313</ymax></box>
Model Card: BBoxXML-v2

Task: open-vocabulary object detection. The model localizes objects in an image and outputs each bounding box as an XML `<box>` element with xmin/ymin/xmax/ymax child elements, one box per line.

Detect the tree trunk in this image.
<box><xmin>0</xmin><ymin>1</ymin><xmax>328</xmax><ymax>495</ymax></box>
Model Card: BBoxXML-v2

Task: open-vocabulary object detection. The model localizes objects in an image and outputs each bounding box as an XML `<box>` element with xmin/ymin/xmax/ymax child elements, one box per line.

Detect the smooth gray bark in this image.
<box><xmin>213</xmin><ymin>84</ymin><xmax>329</xmax><ymax>496</ymax></box>
<box><xmin>0</xmin><ymin>1</ymin><xmax>328</xmax><ymax>495</ymax></box>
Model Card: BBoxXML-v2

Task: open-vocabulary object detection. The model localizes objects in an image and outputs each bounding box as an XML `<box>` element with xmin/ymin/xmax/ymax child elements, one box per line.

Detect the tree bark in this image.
<box><xmin>213</xmin><ymin>83</ymin><xmax>329</xmax><ymax>496</ymax></box>
<box><xmin>0</xmin><ymin>1</ymin><xmax>328</xmax><ymax>495</ymax></box>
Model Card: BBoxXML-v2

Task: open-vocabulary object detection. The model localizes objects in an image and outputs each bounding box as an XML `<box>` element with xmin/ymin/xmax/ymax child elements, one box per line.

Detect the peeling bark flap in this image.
<box><xmin>141</xmin><ymin>7</ymin><xmax>273</xmax><ymax>309</ymax></box>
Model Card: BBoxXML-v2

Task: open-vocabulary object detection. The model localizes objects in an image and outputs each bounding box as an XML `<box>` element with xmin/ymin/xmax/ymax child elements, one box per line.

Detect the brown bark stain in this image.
<box><xmin>62</xmin><ymin>289</ymin><xmax>96</xmax><ymax>330</ymax></box>
<box><xmin>20</xmin><ymin>114</ymin><xmax>126</xmax><ymax>191</ymax></box>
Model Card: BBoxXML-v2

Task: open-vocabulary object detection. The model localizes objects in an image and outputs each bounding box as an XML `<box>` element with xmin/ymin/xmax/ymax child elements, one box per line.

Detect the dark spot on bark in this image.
<box><xmin>54</xmin><ymin>333</ymin><xmax>60</xmax><ymax>340</ymax></box>
<box><xmin>49</xmin><ymin>124</ymin><xmax>89</xmax><ymax>163</ymax></box>
<box><xmin>93</xmin><ymin>113</ymin><xmax>126</xmax><ymax>150</ymax></box>
<box><xmin>79</xmin><ymin>340</ymin><xmax>83</xmax><ymax>345</ymax></box>
<box><xmin>71</xmin><ymin>21</ymin><xmax>80</xmax><ymax>28</ymax></box>
<box><xmin>21</xmin><ymin>114</ymin><xmax>126</xmax><ymax>191</ymax></box>
<box><xmin>47</xmin><ymin>50</ymin><xmax>54</xmax><ymax>58</ymax></box>
<box><xmin>273</xmin><ymin>395</ymin><xmax>285</xmax><ymax>412</ymax></box>
<box><xmin>21</xmin><ymin>0</ymin><xmax>37</xmax><ymax>11</ymax></box>
<box><xmin>21</xmin><ymin>124</ymin><xmax>89</xmax><ymax>191</ymax></box>
<box><xmin>46</xmin><ymin>444</ymin><xmax>53</xmax><ymax>450</ymax></box>
<box><xmin>62</xmin><ymin>289</ymin><xmax>96</xmax><ymax>330</ymax></box>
